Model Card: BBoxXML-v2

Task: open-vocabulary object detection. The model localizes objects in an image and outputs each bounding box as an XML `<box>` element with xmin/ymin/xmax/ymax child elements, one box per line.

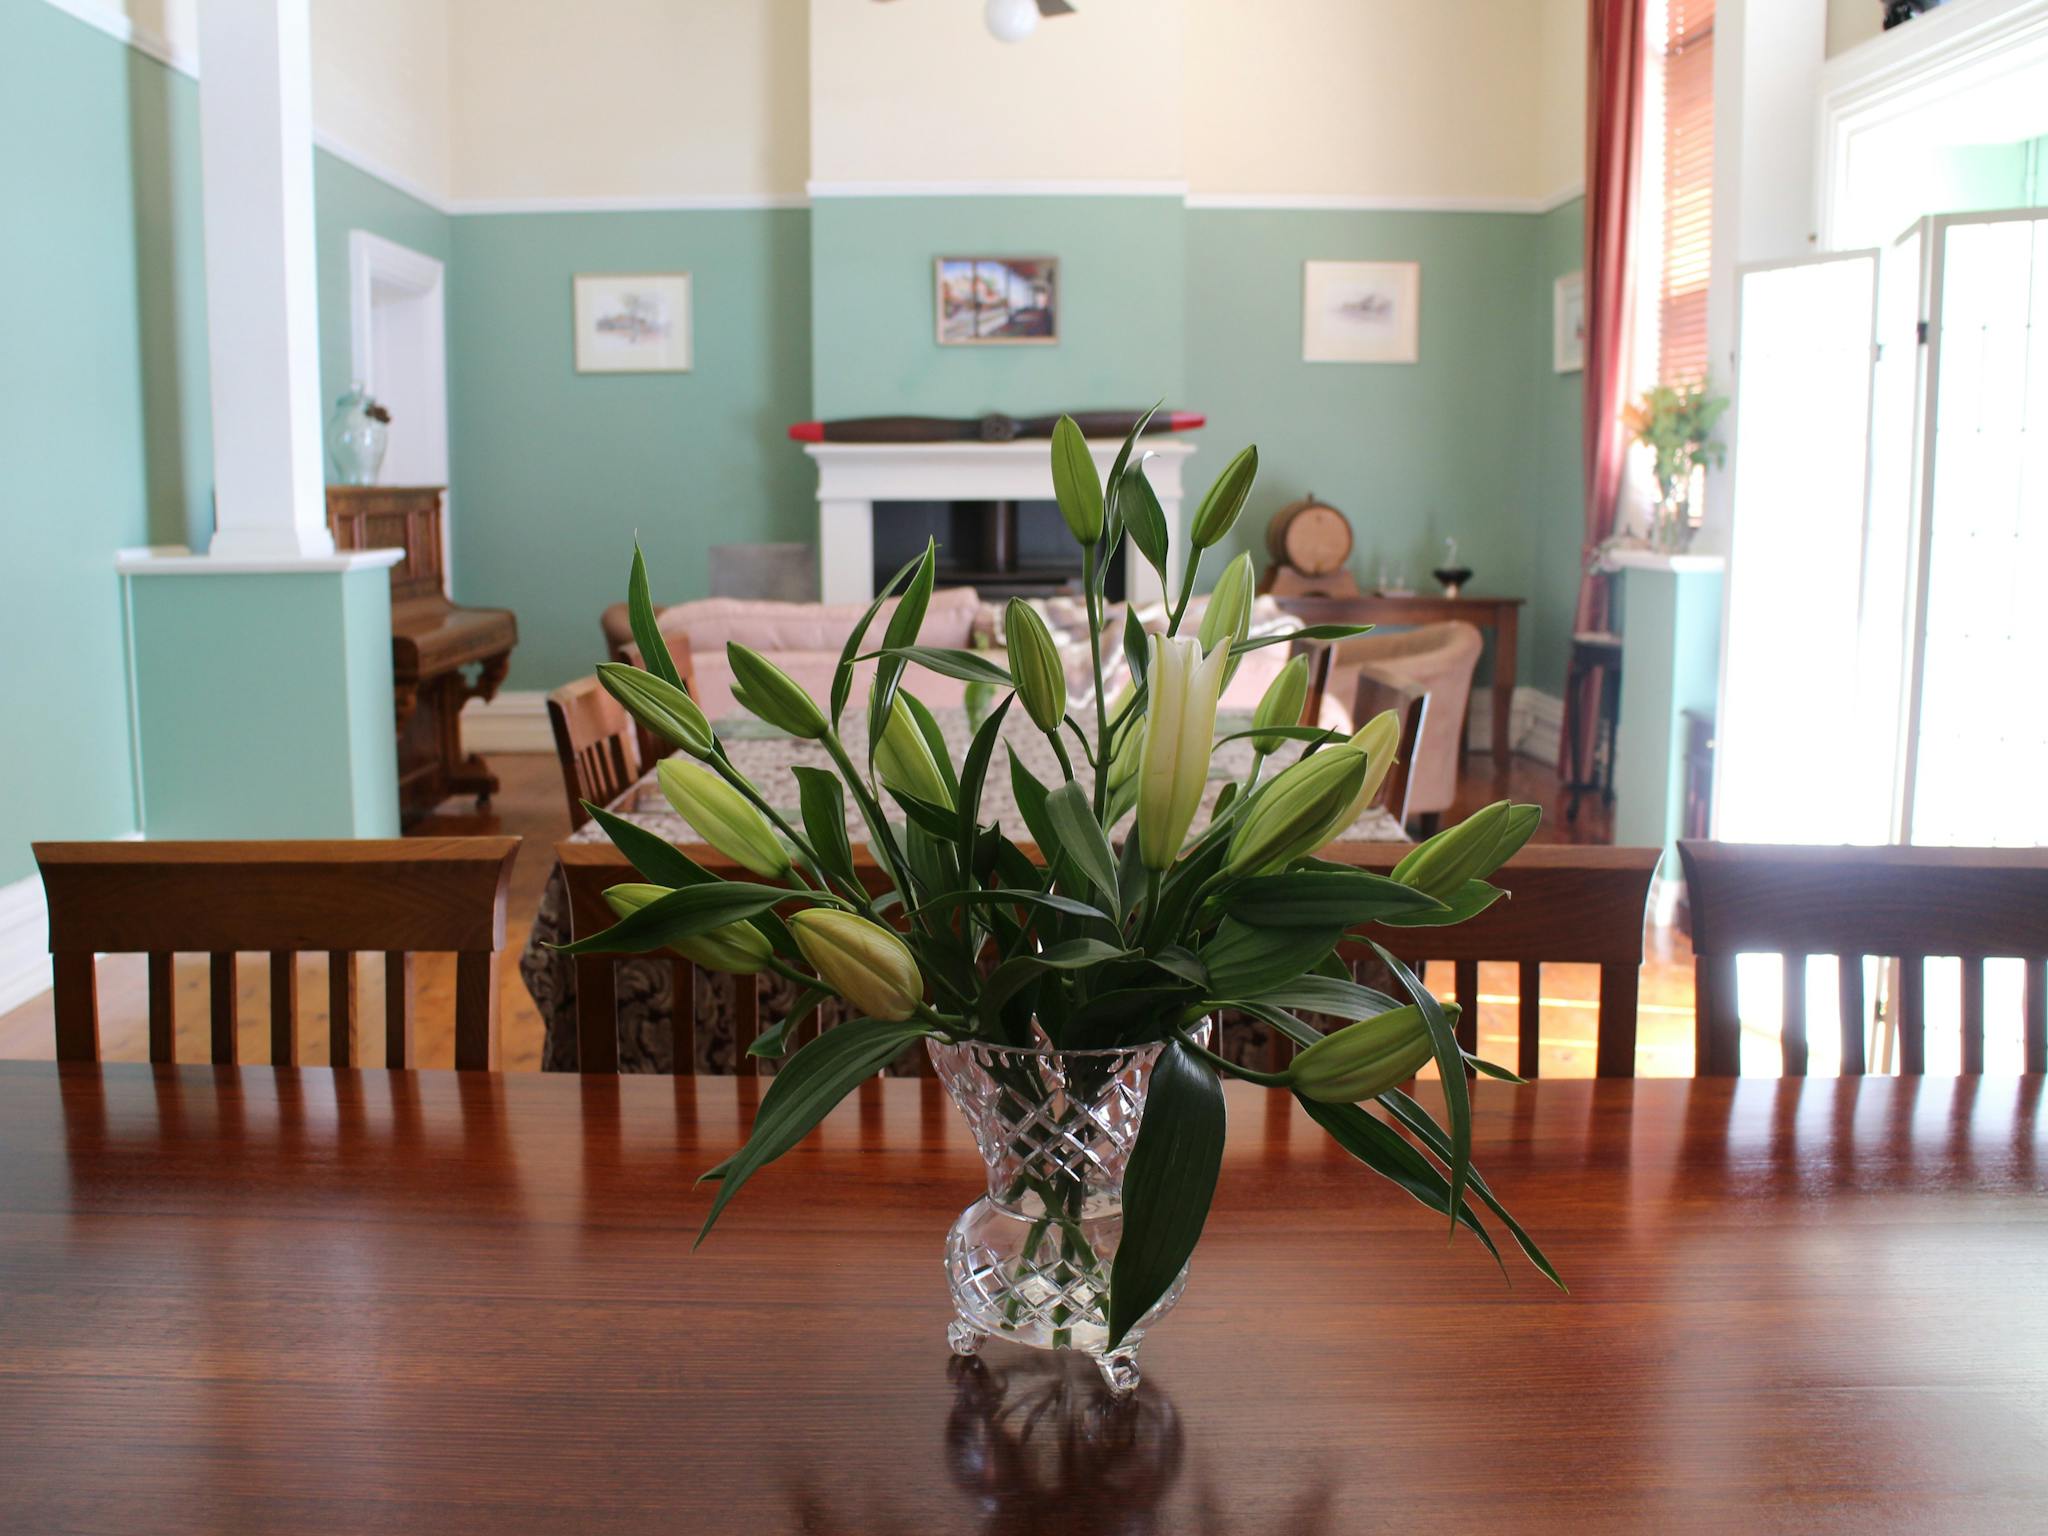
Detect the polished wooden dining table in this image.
<box><xmin>4</xmin><ymin>1060</ymin><xmax>2044</xmax><ymax>1534</ymax></box>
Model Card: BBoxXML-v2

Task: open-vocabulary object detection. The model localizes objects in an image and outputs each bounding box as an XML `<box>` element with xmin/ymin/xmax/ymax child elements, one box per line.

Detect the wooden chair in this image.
<box><xmin>1678</xmin><ymin>841</ymin><xmax>2048</xmax><ymax>1076</ymax></box>
<box><xmin>1326</xmin><ymin>844</ymin><xmax>1662</xmax><ymax>1078</ymax></box>
<box><xmin>558</xmin><ymin>839</ymin><xmax>898</xmax><ymax>1076</ymax></box>
<box><xmin>548</xmin><ymin>676</ymin><xmax>642</xmax><ymax>830</ymax></box>
<box><xmin>34</xmin><ymin>838</ymin><xmax>520</xmax><ymax>1069</ymax></box>
<box><xmin>1352</xmin><ymin>674</ymin><xmax>1430</xmax><ymax>831</ymax></box>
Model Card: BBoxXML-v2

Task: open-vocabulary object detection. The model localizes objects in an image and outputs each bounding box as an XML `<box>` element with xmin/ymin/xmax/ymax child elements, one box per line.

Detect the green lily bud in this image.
<box><xmin>726</xmin><ymin>642</ymin><xmax>828</xmax><ymax>739</ymax></box>
<box><xmin>874</xmin><ymin>697</ymin><xmax>953</xmax><ymax>809</ymax></box>
<box><xmin>1391</xmin><ymin>800</ymin><xmax>1513</xmax><ymax>901</ymax></box>
<box><xmin>1003</xmin><ymin>598</ymin><xmax>1068</xmax><ymax>734</ymax></box>
<box><xmin>1105</xmin><ymin>683</ymin><xmax>1145</xmax><ymax>790</ymax></box>
<box><xmin>1288</xmin><ymin>1004</ymin><xmax>1447</xmax><ymax>1103</ymax></box>
<box><xmin>1189</xmin><ymin>443</ymin><xmax>1257</xmax><ymax>550</ymax></box>
<box><xmin>1316</xmin><ymin>707</ymin><xmax>1403</xmax><ymax>839</ymax></box>
<box><xmin>1196</xmin><ymin>551</ymin><xmax>1257</xmax><ymax>683</ymax></box>
<box><xmin>657</xmin><ymin>757</ymin><xmax>790</xmax><ymax>879</ymax></box>
<box><xmin>596</xmin><ymin>662</ymin><xmax>714</xmax><ymax>759</ymax></box>
<box><xmin>1250</xmin><ymin>655</ymin><xmax>1311</xmax><ymax>756</ymax></box>
<box><xmin>603</xmin><ymin>883</ymin><xmax>772</xmax><ymax>974</ymax></box>
<box><xmin>1225</xmin><ymin>744</ymin><xmax>1369</xmax><ymax>876</ymax></box>
<box><xmin>1136</xmin><ymin>634</ymin><xmax>1232</xmax><ymax>870</ymax></box>
<box><xmin>1050</xmin><ymin>415</ymin><xmax>1104</xmax><ymax>545</ymax></box>
<box><xmin>1486</xmin><ymin>803</ymin><xmax>1543</xmax><ymax>874</ymax></box>
<box><xmin>790</xmin><ymin>909</ymin><xmax>923</xmax><ymax>1022</ymax></box>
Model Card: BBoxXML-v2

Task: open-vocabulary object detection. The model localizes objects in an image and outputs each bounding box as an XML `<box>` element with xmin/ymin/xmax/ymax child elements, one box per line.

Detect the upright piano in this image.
<box><xmin>327</xmin><ymin>486</ymin><xmax>518</xmax><ymax>825</ymax></box>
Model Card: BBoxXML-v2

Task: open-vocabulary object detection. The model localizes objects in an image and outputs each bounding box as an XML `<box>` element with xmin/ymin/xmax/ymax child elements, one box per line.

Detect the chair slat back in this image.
<box><xmin>547</xmin><ymin>678</ymin><xmax>642</xmax><ymax>831</ymax></box>
<box><xmin>1678</xmin><ymin>841</ymin><xmax>2048</xmax><ymax>1075</ymax></box>
<box><xmin>35</xmin><ymin>839</ymin><xmax>518</xmax><ymax>1070</ymax></box>
<box><xmin>1326</xmin><ymin>844</ymin><xmax>1660</xmax><ymax>1078</ymax></box>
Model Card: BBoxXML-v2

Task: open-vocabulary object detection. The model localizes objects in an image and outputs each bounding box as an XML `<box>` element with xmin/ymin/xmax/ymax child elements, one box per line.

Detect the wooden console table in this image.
<box><xmin>327</xmin><ymin>487</ymin><xmax>517</xmax><ymax>824</ymax></box>
<box><xmin>1277</xmin><ymin>592</ymin><xmax>1525</xmax><ymax>769</ymax></box>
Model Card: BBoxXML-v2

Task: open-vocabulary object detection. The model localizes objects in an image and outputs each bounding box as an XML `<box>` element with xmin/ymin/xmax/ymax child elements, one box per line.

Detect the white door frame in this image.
<box><xmin>348</xmin><ymin>229</ymin><xmax>451</xmax><ymax>579</ymax></box>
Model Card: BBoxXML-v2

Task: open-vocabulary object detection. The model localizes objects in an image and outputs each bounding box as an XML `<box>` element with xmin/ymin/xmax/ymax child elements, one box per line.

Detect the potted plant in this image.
<box><xmin>568</xmin><ymin>412</ymin><xmax>1562</xmax><ymax>1395</ymax></box>
<box><xmin>1624</xmin><ymin>381</ymin><xmax>1728</xmax><ymax>552</ymax></box>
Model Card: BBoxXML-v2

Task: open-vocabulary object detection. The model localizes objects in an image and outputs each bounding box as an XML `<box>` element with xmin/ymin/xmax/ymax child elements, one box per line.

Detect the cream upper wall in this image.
<box><xmin>1186</xmin><ymin>0</ymin><xmax>1569</xmax><ymax>202</ymax></box>
<box><xmin>808</xmin><ymin>0</ymin><xmax>1184</xmax><ymax>186</ymax></box>
<box><xmin>1827</xmin><ymin>0</ymin><xmax>1885</xmax><ymax>57</ymax></box>
<box><xmin>449</xmin><ymin>0</ymin><xmax>809</xmax><ymax>204</ymax></box>
<box><xmin>1537</xmin><ymin>0</ymin><xmax>1588</xmax><ymax>200</ymax></box>
<box><xmin>80</xmin><ymin>0</ymin><xmax>454</xmax><ymax>201</ymax></box>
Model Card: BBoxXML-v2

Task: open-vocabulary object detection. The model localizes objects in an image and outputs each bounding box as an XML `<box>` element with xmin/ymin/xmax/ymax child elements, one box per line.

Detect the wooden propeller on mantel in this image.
<box><xmin>789</xmin><ymin>411</ymin><xmax>1205</xmax><ymax>444</ymax></box>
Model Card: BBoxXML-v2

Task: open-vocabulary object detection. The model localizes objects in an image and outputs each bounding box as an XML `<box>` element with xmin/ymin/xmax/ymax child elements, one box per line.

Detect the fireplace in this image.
<box><xmin>871</xmin><ymin>498</ymin><xmax>1122</xmax><ymax>601</ymax></box>
<box><xmin>801</xmin><ymin>437</ymin><xmax>1197</xmax><ymax>606</ymax></box>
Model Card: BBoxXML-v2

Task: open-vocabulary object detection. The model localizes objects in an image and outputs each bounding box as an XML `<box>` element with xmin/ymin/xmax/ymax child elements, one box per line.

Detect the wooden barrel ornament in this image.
<box><xmin>1267</xmin><ymin>495</ymin><xmax>1354</xmax><ymax>577</ymax></box>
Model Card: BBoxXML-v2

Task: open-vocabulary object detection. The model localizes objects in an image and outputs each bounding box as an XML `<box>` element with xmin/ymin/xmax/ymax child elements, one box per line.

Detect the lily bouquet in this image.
<box><xmin>568</xmin><ymin>411</ymin><xmax>1561</xmax><ymax>1392</ymax></box>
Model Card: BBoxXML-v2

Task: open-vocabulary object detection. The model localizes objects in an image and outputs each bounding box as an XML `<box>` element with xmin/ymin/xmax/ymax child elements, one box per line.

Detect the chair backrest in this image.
<box><xmin>1350</xmin><ymin>674</ymin><xmax>1429</xmax><ymax>826</ymax></box>
<box><xmin>548</xmin><ymin>676</ymin><xmax>643</xmax><ymax>830</ymax></box>
<box><xmin>34</xmin><ymin>838</ymin><xmax>519</xmax><ymax>1070</ymax></box>
<box><xmin>1329</xmin><ymin>844</ymin><xmax>1661</xmax><ymax>1077</ymax></box>
<box><xmin>1678</xmin><ymin>841</ymin><xmax>2048</xmax><ymax>1075</ymax></box>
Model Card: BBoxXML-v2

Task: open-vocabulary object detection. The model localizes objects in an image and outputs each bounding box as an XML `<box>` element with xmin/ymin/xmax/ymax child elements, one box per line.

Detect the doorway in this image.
<box><xmin>348</xmin><ymin>230</ymin><xmax>451</xmax><ymax>579</ymax></box>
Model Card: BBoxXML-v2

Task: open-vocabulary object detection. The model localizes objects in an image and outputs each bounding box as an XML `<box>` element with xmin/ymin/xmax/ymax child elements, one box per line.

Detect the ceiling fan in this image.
<box><xmin>874</xmin><ymin>0</ymin><xmax>1077</xmax><ymax>45</ymax></box>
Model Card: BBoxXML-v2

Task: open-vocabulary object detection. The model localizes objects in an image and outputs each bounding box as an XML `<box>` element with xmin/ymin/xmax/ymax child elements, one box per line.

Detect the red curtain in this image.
<box><xmin>1562</xmin><ymin>0</ymin><xmax>1647</xmax><ymax>777</ymax></box>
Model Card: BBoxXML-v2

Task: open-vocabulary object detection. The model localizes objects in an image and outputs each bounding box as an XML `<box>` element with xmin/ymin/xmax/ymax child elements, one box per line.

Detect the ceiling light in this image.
<box><xmin>985</xmin><ymin>0</ymin><xmax>1039</xmax><ymax>44</ymax></box>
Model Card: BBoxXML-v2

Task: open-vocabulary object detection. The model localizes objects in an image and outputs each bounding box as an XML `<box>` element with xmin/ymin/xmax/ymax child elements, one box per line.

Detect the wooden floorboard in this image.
<box><xmin>0</xmin><ymin>750</ymin><xmax>1697</xmax><ymax>1075</ymax></box>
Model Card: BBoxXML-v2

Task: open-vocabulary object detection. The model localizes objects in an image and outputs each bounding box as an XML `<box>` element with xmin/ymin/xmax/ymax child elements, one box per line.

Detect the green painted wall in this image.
<box><xmin>1613</xmin><ymin>565</ymin><xmax>1723</xmax><ymax>868</ymax></box>
<box><xmin>809</xmin><ymin>196</ymin><xmax>1187</xmax><ymax>420</ymax></box>
<box><xmin>0</xmin><ymin>0</ymin><xmax>153</xmax><ymax>883</ymax></box>
<box><xmin>0</xmin><ymin>0</ymin><xmax>446</xmax><ymax>880</ymax></box>
<box><xmin>447</xmin><ymin>208</ymin><xmax>814</xmax><ymax>688</ymax></box>
<box><xmin>125</xmin><ymin>567</ymin><xmax>399</xmax><ymax>838</ymax></box>
<box><xmin>1529</xmin><ymin>196</ymin><xmax>1587</xmax><ymax>694</ymax></box>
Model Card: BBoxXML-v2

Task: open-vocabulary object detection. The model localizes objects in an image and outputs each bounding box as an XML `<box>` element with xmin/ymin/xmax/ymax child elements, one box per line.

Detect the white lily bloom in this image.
<box><xmin>1136</xmin><ymin>633</ymin><xmax>1231</xmax><ymax>870</ymax></box>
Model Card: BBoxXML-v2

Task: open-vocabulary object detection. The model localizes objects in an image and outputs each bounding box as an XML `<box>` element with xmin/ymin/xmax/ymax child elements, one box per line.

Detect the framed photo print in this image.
<box><xmin>1302</xmin><ymin>260</ymin><xmax>1420</xmax><ymax>364</ymax></box>
<box><xmin>574</xmin><ymin>272</ymin><xmax>692</xmax><ymax>373</ymax></box>
<box><xmin>935</xmin><ymin>256</ymin><xmax>1058</xmax><ymax>346</ymax></box>
<box><xmin>1554</xmin><ymin>270</ymin><xmax>1587</xmax><ymax>373</ymax></box>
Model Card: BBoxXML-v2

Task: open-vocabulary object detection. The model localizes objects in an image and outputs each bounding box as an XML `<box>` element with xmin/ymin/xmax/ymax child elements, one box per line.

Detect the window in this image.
<box><xmin>1653</xmin><ymin>0</ymin><xmax>1715</xmax><ymax>385</ymax></box>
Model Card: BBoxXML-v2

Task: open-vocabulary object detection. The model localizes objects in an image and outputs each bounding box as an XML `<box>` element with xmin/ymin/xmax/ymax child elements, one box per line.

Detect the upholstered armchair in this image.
<box><xmin>1310</xmin><ymin>621</ymin><xmax>1484</xmax><ymax>825</ymax></box>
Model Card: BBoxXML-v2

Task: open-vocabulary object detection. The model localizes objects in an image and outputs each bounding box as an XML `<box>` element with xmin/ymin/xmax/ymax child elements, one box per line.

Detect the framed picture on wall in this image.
<box><xmin>1301</xmin><ymin>260</ymin><xmax>1420</xmax><ymax>364</ymax></box>
<box><xmin>1554</xmin><ymin>270</ymin><xmax>1587</xmax><ymax>373</ymax></box>
<box><xmin>573</xmin><ymin>272</ymin><xmax>692</xmax><ymax>373</ymax></box>
<box><xmin>935</xmin><ymin>257</ymin><xmax>1059</xmax><ymax>345</ymax></box>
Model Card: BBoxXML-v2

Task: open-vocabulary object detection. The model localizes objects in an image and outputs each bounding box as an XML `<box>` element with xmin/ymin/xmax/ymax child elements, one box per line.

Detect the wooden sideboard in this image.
<box><xmin>327</xmin><ymin>486</ymin><xmax>517</xmax><ymax>824</ymax></box>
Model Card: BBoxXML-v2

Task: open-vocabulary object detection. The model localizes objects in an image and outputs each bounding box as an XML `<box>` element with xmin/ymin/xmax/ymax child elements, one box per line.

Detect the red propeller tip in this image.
<box><xmin>787</xmin><ymin>421</ymin><xmax>825</xmax><ymax>442</ymax></box>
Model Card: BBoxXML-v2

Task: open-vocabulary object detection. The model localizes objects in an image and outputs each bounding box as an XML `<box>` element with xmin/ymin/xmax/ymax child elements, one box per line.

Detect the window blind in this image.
<box><xmin>1658</xmin><ymin>0</ymin><xmax>1714</xmax><ymax>385</ymax></box>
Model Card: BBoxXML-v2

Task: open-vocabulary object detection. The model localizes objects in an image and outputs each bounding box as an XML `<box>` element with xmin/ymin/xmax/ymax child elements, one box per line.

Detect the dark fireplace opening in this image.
<box><xmin>871</xmin><ymin>499</ymin><xmax>1124</xmax><ymax>603</ymax></box>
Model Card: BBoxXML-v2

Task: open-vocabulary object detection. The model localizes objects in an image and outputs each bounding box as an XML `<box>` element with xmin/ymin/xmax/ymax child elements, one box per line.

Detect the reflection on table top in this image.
<box><xmin>3</xmin><ymin>1063</ymin><xmax>2043</xmax><ymax>1534</ymax></box>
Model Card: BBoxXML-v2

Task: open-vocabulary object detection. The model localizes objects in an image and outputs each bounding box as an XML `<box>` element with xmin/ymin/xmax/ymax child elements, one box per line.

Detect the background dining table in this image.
<box><xmin>4</xmin><ymin>1060</ymin><xmax>2044</xmax><ymax>1534</ymax></box>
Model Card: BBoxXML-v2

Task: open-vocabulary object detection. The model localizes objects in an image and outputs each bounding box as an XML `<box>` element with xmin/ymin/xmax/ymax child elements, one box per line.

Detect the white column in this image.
<box><xmin>818</xmin><ymin>498</ymin><xmax>875</xmax><ymax>605</ymax></box>
<box><xmin>197</xmin><ymin>0</ymin><xmax>334</xmax><ymax>561</ymax></box>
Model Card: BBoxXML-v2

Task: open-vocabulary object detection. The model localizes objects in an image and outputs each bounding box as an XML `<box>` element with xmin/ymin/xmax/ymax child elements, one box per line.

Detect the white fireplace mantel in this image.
<box><xmin>802</xmin><ymin>438</ymin><xmax>1199</xmax><ymax>605</ymax></box>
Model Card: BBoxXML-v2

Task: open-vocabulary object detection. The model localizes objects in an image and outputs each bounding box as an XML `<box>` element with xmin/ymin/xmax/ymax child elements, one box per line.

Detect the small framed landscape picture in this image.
<box><xmin>1554</xmin><ymin>270</ymin><xmax>1587</xmax><ymax>373</ymax></box>
<box><xmin>935</xmin><ymin>256</ymin><xmax>1058</xmax><ymax>346</ymax></box>
<box><xmin>1302</xmin><ymin>260</ymin><xmax>1420</xmax><ymax>364</ymax></box>
<box><xmin>573</xmin><ymin>272</ymin><xmax>692</xmax><ymax>373</ymax></box>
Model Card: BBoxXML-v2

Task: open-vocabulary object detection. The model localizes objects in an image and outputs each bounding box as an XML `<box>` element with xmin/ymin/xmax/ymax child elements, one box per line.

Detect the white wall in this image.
<box><xmin>1537</xmin><ymin>0</ymin><xmax>1589</xmax><ymax>201</ymax></box>
<box><xmin>449</xmin><ymin>0</ymin><xmax>809</xmax><ymax>205</ymax></box>
<box><xmin>1185</xmin><ymin>0</ymin><xmax>1561</xmax><ymax>202</ymax></box>
<box><xmin>809</xmin><ymin>0</ymin><xmax>1183</xmax><ymax>187</ymax></box>
<box><xmin>310</xmin><ymin>0</ymin><xmax>452</xmax><ymax>202</ymax></box>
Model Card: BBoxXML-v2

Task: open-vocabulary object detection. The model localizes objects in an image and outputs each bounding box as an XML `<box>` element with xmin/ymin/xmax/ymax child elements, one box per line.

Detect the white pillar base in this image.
<box><xmin>208</xmin><ymin>521</ymin><xmax>338</xmax><ymax>563</ymax></box>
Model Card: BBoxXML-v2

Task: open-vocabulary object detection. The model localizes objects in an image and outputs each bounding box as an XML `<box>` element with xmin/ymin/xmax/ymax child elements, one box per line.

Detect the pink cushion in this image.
<box><xmin>658</xmin><ymin>586</ymin><xmax>978</xmax><ymax>655</ymax></box>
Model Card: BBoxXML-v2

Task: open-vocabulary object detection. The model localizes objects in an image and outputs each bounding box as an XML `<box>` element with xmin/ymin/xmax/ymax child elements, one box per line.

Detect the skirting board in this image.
<box><xmin>0</xmin><ymin>873</ymin><xmax>51</xmax><ymax>1016</ymax></box>
<box><xmin>1466</xmin><ymin>686</ymin><xmax>1565</xmax><ymax>768</ymax></box>
<box><xmin>462</xmin><ymin>691</ymin><xmax>553</xmax><ymax>755</ymax></box>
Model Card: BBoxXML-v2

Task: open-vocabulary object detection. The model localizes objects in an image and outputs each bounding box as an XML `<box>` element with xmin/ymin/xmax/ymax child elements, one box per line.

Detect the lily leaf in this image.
<box><xmin>1380</xmin><ymin>1087</ymin><xmax>1565</xmax><ymax>1291</ymax></box>
<box><xmin>585</xmin><ymin>800</ymin><xmax>799</xmax><ymax>959</ymax></box>
<box><xmin>1108</xmin><ymin>1039</ymin><xmax>1226</xmax><ymax>1348</ymax></box>
<box><xmin>955</xmin><ymin>693</ymin><xmax>1016</xmax><ymax>856</ymax></box>
<box><xmin>1201</xmin><ymin>918</ymin><xmax>1344</xmax><ymax>998</ymax></box>
<box><xmin>553</xmin><ymin>881</ymin><xmax>798</xmax><ymax>956</ymax></box>
<box><xmin>746</xmin><ymin>985</ymin><xmax>833</xmax><ymax>1059</ymax></box>
<box><xmin>832</xmin><ymin>547</ymin><xmax>925</xmax><ymax>726</ymax></box>
<box><xmin>627</xmin><ymin>542</ymin><xmax>685</xmax><ymax>693</ymax></box>
<box><xmin>1371</xmin><ymin>940</ymin><xmax>1470</xmax><ymax>1237</ymax></box>
<box><xmin>1044</xmin><ymin>781</ymin><xmax>1120</xmax><ymax>911</ymax></box>
<box><xmin>874</xmin><ymin>645</ymin><xmax>1016</xmax><ymax>689</ymax></box>
<box><xmin>869</xmin><ymin>542</ymin><xmax>937</xmax><ymax>751</ymax></box>
<box><xmin>1250</xmin><ymin>973</ymin><xmax>1405</xmax><ymax>1021</ymax></box>
<box><xmin>1219</xmin><ymin>870</ymin><xmax>1447</xmax><ymax>929</ymax></box>
<box><xmin>1374</xmin><ymin>878</ymin><xmax>1506</xmax><ymax>928</ymax></box>
<box><xmin>1295</xmin><ymin>1094</ymin><xmax>1503</xmax><ymax>1273</ymax></box>
<box><xmin>696</xmin><ymin>1018</ymin><xmax>934</xmax><ymax>1244</ymax></box>
<box><xmin>1120</xmin><ymin>460</ymin><xmax>1171</xmax><ymax>581</ymax></box>
<box><xmin>791</xmin><ymin>766</ymin><xmax>855</xmax><ymax>888</ymax></box>
<box><xmin>1231</xmin><ymin>623</ymin><xmax>1372</xmax><ymax>655</ymax></box>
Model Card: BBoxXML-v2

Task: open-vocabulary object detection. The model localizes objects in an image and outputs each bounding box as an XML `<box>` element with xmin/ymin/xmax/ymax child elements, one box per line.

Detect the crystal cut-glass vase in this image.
<box><xmin>928</xmin><ymin>1024</ymin><xmax>1208</xmax><ymax>1397</ymax></box>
